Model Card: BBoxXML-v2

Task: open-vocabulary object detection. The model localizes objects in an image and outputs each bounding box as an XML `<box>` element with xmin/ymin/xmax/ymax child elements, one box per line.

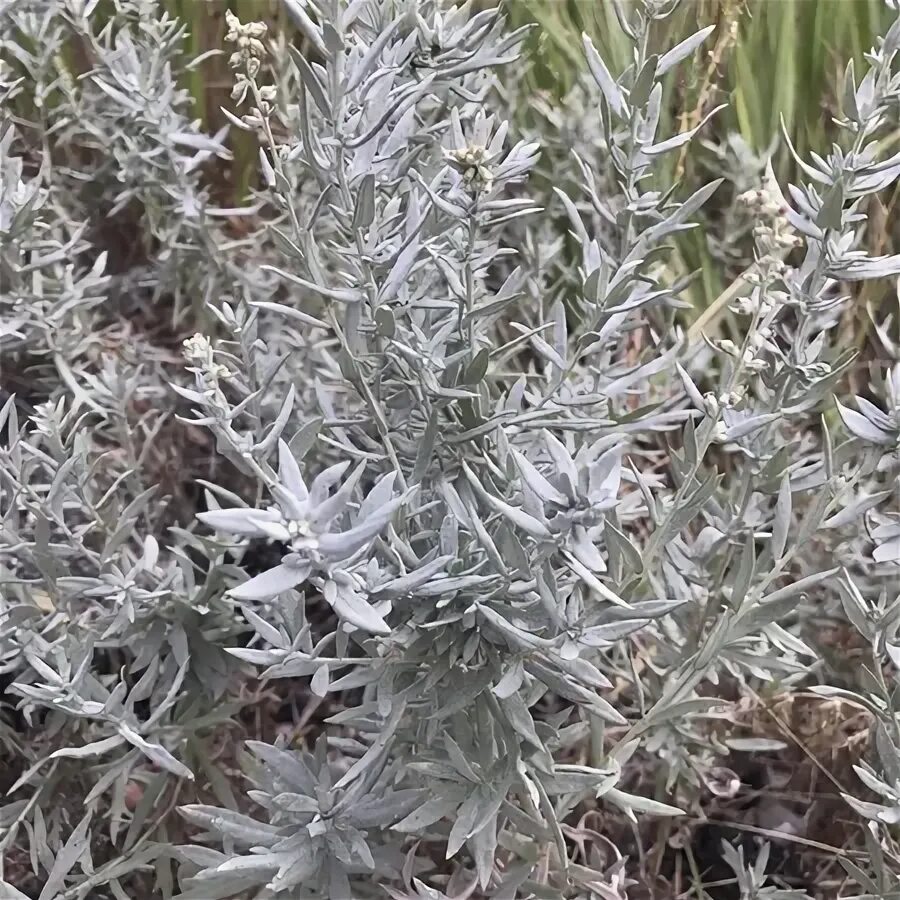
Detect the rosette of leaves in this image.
<box><xmin>199</xmin><ymin>440</ymin><xmax>406</xmax><ymax>635</ymax></box>
<box><xmin>177</xmin><ymin>734</ymin><xmax>421</xmax><ymax>898</ymax></box>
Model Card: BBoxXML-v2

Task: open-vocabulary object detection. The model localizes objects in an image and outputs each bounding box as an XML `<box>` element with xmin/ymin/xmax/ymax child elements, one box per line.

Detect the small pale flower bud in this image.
<box><xmin>703</xmin><ymin>392</ymin><xmax>721</xmax><ymax>418</ymax></box>
<box><xmin>730</xmin><ymin>295</ymin><xmax>759</xmax><ymax>316</ymax></box>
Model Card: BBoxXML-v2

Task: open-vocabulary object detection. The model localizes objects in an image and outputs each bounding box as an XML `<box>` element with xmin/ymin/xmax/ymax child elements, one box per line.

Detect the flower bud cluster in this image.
<box><xmin>445</xmin><ymin>144</ymin><xmax>494</xmax><ymax>193</ymax></box>
<box><xmin>224</xmin><ymin>10</ymin><xmax>267</xmax><ymax>77</ymax></box>
<box><xmin>737</xmin><ymin>176</ymin><xmax>802</xmax><ymax>278</ymax></box>
<box><xmin>224</xmin><ymin>10</ymin><xmax>277</xmax><ymax>131</ymax></box>
<box><xmin>183</xmin><ymin>332</ymin><xmax>230</xmax><ymax>383</ymax></box>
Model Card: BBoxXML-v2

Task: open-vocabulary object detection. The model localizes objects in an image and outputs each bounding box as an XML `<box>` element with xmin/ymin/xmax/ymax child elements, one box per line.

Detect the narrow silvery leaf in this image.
<box><xmin>604</xmin><ymin>520</ymin><xmax>642</xmax><ymax>574</ymax></box>
<box><xmin>230</xmin><ymin>563</ymin><xmax>309</xmax><ymax>600</ymax></box>
<box><xmin>141</xmin><ymin>534</ymin><xmax>159</xmax><ymax>571</ymax></box>
<box><xmin>578</xmin><ymin>619</ymin><xmax>649</xmax><ymax>646</ymax></box>
<box><xmin>569</xmin><ymin>526</ymin><xmax>607</xmax><ymax>573</ymax></box>
<box><xmin>469</xmin><ymin>809</ymin><xmax>498</xmax><ymax>888</ymax></box>
<box><xmin>288</xmin><ymin>45</ymin><xmax>330</xmax><ymax>117</ymax></box>
<box><xmin>838</xmin><ymin>570</ymin><xmax>873</xmax><ymax>637</ymax></box>
<box><xmin>308</xmin><ymin>460</ymin><xmax>353</xmax><ymax>507</ymax></box>
<box><xmin>179</xmin><ymin>806</ymin><xmax>279</xmax><ymax>845</ymax></box>
<box><xmin>310</xmin><ymin>664</ymin><xmax>330</xmax><ymax>696</ymax></box>
<box><xmin>278</xmin><ymin>439</ymin><xmax>308</xmax><ymax>501</ymax></box>
<box><xmin>835</xmin><ymin>398</ymin><xmax>895</xmax><ymax>444</ymax></box>
<box><xmin>310</xmin><ymin>461</ymin><xmax>365</xmax><ymax>528</ymax></box>
<box><xmin>352</xmin><ymin>174</ymin><xmax>376</xmax><ymax>230</ymax></box>
<box><xmin>50</xmin><ymin>735</ymin><xmax>126</xmax><ymax>760</ymax></box>
<box><xmin>212</xmin><ymin>853</ymin><xmax>285</xmax><ymax>877</ymax></box>
<box><xmin>260</xmin><ymin>265</ymin><xmax>362</xmax><ymax>303</ymax></box>
<box><xmin>393</xmin><ymin>797</ymin><xmax>460</xmax><ymax>833</ymax></box>
<box><xmin>528</xmin><ymin>332</ymin><xmax>567</xmax><ymax>370</ymax></box>
<box><xmin>446</xmin><ymin>790</ymin><xmax>485</xmax><ymax>858</ymax></box>
<box><xmin>281</xmin><ymin>0</ymin><xmax>326</xmax><ymax>55</ymax></box>
<box><xmin>874</xmin><ymin>537</ymin><xmax>900</xmax><ymax>564</ymax></box>
<box><xmin>325</xmin><ymin>580</ymin><xmax>389</xmax><ymax>635</ymax></box>
<box><xmin>358</xmin><ymin>472</ymin><xmax>398</xmax><ymax>523</ymax></box>
<box><xmin>346</xmin><ymin>74</ymin><xmax>436</xmax><ymax>150</ymax></box>
<box><xmin>816</xmin><ymin>178</ymin><xmax>844</xmax><ymax>229</ymax></box>
<box><xmin>551</xmin><ymin>299</ymin><xmax>567</xmax><ymax>368</ymax></box>
<box><xmin>642</xmin><ymin>105</ymin><xmax>726</xmax><ymax>156</ymax></box>
<box><xmin>241</xmin><ymin>605</ymin><xmax>287</xmax><ymax>649</ymax></box>
<box><xmin>542</xmin><ymin>431</ymin><xmax>578</xmax><ymax>494</ymax></box>
<box><xmin>348</xmin><ymin>791</ymin><xmax>423</xmax><ymax>830</ymax></box>
<box><xmin>772</xmin><ymin>474</ymin><xmax>791</xmax><ymax>560</ymax></box>
<box><xmin>656</xmin><ymin>24</ymin><xmax>716</xmax><ymax>75</ymax></box>
<box><xmin>725</xmin><ymin>413</ymin><xmax>780</xmax><ymax>441</ymax></box>
<box><xmin>473</xmin><ymin>485</ymin><xmax>549</xmax><ymax>539</ymax></box>
<box><xmin>477</xmin><ymin>604</ymin><xmax>548</xmax><ymax>650</ymax></box>
<box><xmin>334</xmin><ymin>701</ymin><xmax>405</xmax><ymax>790</ymax></box>
<box><xmin>641</xmin><ymin>179</ymin><xmax>723</xmax><ymax>246</ymax></box>
<box><xmin>251</xmin><ymin>301</ymin><xmax>328</xmax><ymax>330</ymax></box>
<box><xmin>463</xmin><ymin>348</ymin><xmax>490</xmax><ymax>384</ymax></box>
<box><xmin>511</xmin><ymin>449</ymin><xmax>567</xmax><ymax>505</ymax></box>
<box><xmin>38</xmin><ymin>811</ymin><xmax>93</xmax><ymax>900</ymax></box>
<box><xmin>585</xmin><ymin>692</ymin><xmax>627</xmax><ymax>725</ymax></box>
<box><xmin>676</xmin><ymin>363</ymin><xmax>705</xmax><ymax>410</ymax></box>
<box><xmin>855</xmin><ymin>396</ymin><xmax>894</xmax><ymax>432</ymax></box>
<box><xmin>553</xmin><ymin>187</ymin><xmax>588</xmax><ymax>242</ymax></box>
<box><xmin>118</xmin><ymin>724</ymin><xmax>193</xmax><ymax>780</ymax></box>
<box><xmin>604</xmin><ymin>787</ymin><xmax>683</xmax><ymax>819</ymax></box>
<box><xmin>730</xmin><ymin>532</ymin><xmax>755</xmax><ymax>609</ymax></box>
<box><xmin>492</xmin><ymin>660</ymin><xmax>524</xmax><ymax>698</ymax></box>
<box><xmin>629</xmin><ymin>54</ymin><xmax>658</xmax><ymax>107</ymax></box>
<box><xmin>0</xmin><ymin>881</ymin><xmax>31</xmax><ymax>900</ymax></box>
<box><xmin>256</xmin><ymin>385</ymin><xmax>296</xmax><ymax>454</ymax></box>
<box><xmin>582</xmin><ymin>34</ymin><xmax>627</xmax><ymax>118</ymax></box>
<box><xmin>259</xmin><ymin>146</ymin><xmax>276</xmax><ymax>187</ymax></box>
<box><xmin>346</xmin><ymin>19</ymin><xmax>401</xmax><ymax>92</ymax></box>
<box><xmin>832</xmin><ymin>254</ymin><xmax>900</xmax><ymax>280</ymax></box>
<box><xmin>228</xmin><ymin>648</ymin><xmax>288</xmax><ymax>665</ymax></box>
<box><xmin>541</xmin><ymin>764</ymin><xmax>617</xmax><ymax>795</ymax></box>
<box><xmin>416</xmin><ymin>574</ymin><xmax>496</xmax><ymax>598</ymax></box>
<box><xmin>564</xmin><ymin>553</ymin><xmax>631</xmax><ymax>607</ymax></box>
<box><xmin>376</xmin><ymin>556</ymin><xmax>452</xmax><ymax>596</ymax></box>
<box><xmin>822</xmin><ymin>490</ymin><xmax>890</xmax><ymax>529</ymax></box>
<box><xmin>318</xmin><ymin>497</ymin><xmax>404</xmax><ymax>559</ymax></box>
<box><xmin>735</xmin><ymin>568</ymin><xmax>839</xmax><ymax>637</ymax></box>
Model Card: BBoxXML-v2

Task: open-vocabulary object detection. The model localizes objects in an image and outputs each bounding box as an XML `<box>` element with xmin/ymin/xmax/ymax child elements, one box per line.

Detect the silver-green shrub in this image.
<box><xmin>2</xmin><ymin>0</ymin><xmax>900</xmax><ymax>898</ymax></box>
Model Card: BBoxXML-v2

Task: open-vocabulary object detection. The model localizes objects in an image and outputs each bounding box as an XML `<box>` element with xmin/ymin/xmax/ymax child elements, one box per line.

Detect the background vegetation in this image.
<box><xmin>159</xmin><ymin>0</ymin><xmax>898</xmax><ymax>321</ymax></box>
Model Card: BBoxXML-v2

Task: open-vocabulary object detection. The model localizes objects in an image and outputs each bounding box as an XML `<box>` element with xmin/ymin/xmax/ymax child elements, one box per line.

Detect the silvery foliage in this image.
<box><xmin>1</xmin><ymin>0</ymin><xmax>900</xmax><ymax>897</ymax></box>
<box><xmin>184</xmin><ymin>0</ymin><xmax>900</xmax><ymax>896</ymax></box>
<box><xmin>0</xmin><ymin>0</ymin><xmax>275</xmax><ymax>894</ymax></box>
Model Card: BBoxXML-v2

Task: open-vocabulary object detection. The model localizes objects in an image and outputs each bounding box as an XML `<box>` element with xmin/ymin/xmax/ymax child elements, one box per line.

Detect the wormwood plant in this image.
<box><xmin>2</xmin><ymin>0</ymin><xmax>900</xmax><ymax>898</ymax></box>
